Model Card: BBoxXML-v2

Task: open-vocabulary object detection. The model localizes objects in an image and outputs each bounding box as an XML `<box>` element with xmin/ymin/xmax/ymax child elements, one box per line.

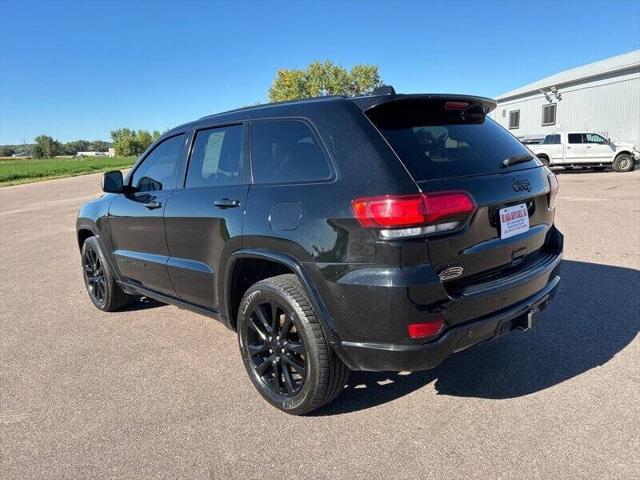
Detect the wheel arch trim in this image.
<box><xmin>76</xmin><ymin>219</ymin><xmax>101</xmax><ymax>248</ymax></box>
<box><xmin>224</xmin><ymin>249</ymin><xmax>339</xmax><ymax>342</ymax></box>
<box><xmin>614</xmin><ymin>150</ymin><xmax>633</xmax><ymax>158</ymax></box>
<box><xmin>76</xmin><ymin>220</ymin><xmax>124</xmax><ymax>282</ymax></box>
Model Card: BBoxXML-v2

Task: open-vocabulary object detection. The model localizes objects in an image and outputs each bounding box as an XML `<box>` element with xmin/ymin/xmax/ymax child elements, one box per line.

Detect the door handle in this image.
<box><xmin>586</xmin><ymin>146</ymin><xmax>592</xmax><ymax>149</ymax></box>
<box><xmin>214</xmin><ymin>198</ymin><xmax>240</xmax><ymax>209</ymax></box>
<box><xmin>145</xmin><ymin>200</ymin><xmax>162</xmax><ymax>210</ymax></box>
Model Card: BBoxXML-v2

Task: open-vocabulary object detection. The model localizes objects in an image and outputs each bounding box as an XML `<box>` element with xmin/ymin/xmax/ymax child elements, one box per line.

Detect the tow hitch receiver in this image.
<box><xmin>514</xmin><ymin>293</ymin><xmax>552</xmax><ymax>331</ymax></box>
<box><xmin>515</xmin><ymin>308</ymin><xmax>539</xmax><ymax>331</ymax></box>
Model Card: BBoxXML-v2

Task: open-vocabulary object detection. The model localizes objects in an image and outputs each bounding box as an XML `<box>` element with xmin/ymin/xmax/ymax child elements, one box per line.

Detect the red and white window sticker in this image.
<box><xmin>499</xmin><ymin>203</ymin><xmax>529</xmax><ymax>239</ymax></box>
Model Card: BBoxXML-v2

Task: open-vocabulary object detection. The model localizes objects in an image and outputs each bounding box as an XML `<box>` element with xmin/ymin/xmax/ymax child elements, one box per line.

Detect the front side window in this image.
<box><xmin>542</xmin><ymin>104</ymin><xmax>556</xmax><ymax>126</ymax></box>
<box><xmin>585</xmin><ymin>133</ymin><xmax>607</xmax><ymax>144</ymax></box>
<box><xmin>568</xmin><ymin>134</ymin><xmax>583</xmax><ymax>144</ymax></box>
<box><xmin>131</xmin><ymin>134</ymin><xmax>185</xmax><ymax>192</ymax></box>
<box><xmin>508</xmin><ymin>110</ymin><xmax>520</xmax><ymax>130</ymax></box>
<box><xmin>250</xmin><ymin>120</ymin><xmax>331</xmax><ymax>184</ymax></box>
<box><xmin>185</xmin><ymin>125</ymin><xmax>243</xmax><ymax>188</ymax></box>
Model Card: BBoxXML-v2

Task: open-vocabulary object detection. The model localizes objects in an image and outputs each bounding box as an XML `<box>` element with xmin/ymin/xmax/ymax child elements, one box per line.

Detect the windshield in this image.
<box><xmin>367</xmin><ymin>100</ymin><xmax>537</xmax><ymax>180</ymax></box>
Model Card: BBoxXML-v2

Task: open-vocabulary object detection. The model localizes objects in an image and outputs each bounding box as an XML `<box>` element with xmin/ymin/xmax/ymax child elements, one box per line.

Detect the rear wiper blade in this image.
<box><xmin>502</xmin><ymin>153</ymin><xmax>534</xmax><ymax>167</ymax></box>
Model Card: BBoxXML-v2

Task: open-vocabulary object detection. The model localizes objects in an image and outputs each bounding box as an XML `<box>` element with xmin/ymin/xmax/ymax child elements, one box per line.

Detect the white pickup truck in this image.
<box><xmin>528</xmin><ymin>132</ymin><xmax>639</xmax><ymax>172</ymax></box>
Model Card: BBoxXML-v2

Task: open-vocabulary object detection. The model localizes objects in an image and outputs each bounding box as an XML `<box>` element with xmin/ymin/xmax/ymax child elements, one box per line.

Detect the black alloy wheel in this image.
<box><xmin>237</xmin><ymin>274</ymin><xmax>350</xmax><ymax>415</ymax></box>
<box><xmin>246</xmin><ymin>300</ymin><xmax>307</xmax><ymax>396</ymax></box>
<box><xmin>83</xmin><ymin>245</ymin><xmax>107</xmax><ymax>306</ymax></box>
<box><xmin>80</xmin><ymin>236</ymin><xmax>135</xmax><ymax>311</ymax></box>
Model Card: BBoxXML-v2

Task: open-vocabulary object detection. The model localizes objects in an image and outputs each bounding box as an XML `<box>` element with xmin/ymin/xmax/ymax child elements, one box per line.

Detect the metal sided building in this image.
<box><xmin>490</xmin><ymin>50</ymin><xmax>640</xmax><ymax>145</ymax></box>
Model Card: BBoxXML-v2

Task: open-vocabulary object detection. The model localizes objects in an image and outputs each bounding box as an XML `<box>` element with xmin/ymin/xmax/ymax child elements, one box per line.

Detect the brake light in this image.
<box><xmin>445</xmin><ymin>101</ymin><xmax>469</xmax><ymax>110</ymax></box>
<box><xmin>423</xmin><ymin>192</ymin><xmax>476</xmax><ymax>222</ymax></box>
<box><xmin>351</xmin><ymin>191</ymin><xmax>476</xmax><ymax>236</ymax></box>
<box><xmin>351</xmin><ymin>194</ymin><xmax>425</xmax><ymax>228</ymax></box>
<box><xmin>408</xmin><ymin>319</ymin><xmax>445</xmax><ymax>339</ymax></box>
<box><xmin>547</xmin><ymin>171</ymin><xmax>559</xmax><ymax>209</ymax></box>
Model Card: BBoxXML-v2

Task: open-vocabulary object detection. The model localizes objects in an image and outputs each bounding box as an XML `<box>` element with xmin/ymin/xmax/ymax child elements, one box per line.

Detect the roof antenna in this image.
<box><xmin>372</xmin><ymin>85</ymin><xmax>396</xmax><ymax>95</ymax></box>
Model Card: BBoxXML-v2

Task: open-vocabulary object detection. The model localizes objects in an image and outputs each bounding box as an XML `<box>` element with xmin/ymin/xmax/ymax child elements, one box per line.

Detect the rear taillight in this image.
<box><xmin>351</xmin><ymin>191</ymin><xmax>476</xmax><ymax>238</ymax></box>
<box><xmin>547</xmin><ymin>171</ymin><xmax>559</xmax><ymax>209</ymax></box>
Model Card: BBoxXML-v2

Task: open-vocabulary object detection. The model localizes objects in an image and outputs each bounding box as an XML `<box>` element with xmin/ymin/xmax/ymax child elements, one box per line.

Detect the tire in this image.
<box><xmin>537</xmin><ymin>155</ymin><xmax>550</xmax><ymax>167</ymax></box>
<box><xmin>81</xmin><ymin>236</ymin><xmax>135</xmax><ymax>311</ymax></box>
<box><xmin>237</xmin><ymin>274</ymin><xmax>350</xmax><ymax>415</ymax></box>
<box><xmin>612</xmin><ymin>153</ymin><xmax>635</xmax><ymax>172</ymax></box>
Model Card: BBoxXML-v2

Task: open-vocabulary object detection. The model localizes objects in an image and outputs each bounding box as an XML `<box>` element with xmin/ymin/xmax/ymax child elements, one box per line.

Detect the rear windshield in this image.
<box><xmin>366</xmin><ymin>99</ymin><xmax>536</xmax><ymax>180</ymax></box>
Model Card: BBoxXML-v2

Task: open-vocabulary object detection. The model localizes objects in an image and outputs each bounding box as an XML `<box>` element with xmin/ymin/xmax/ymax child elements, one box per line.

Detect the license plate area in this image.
<box><xmin>499</xmin><ymin>203</ymin><xmax>530</xmax><ymax>239</ymax></box>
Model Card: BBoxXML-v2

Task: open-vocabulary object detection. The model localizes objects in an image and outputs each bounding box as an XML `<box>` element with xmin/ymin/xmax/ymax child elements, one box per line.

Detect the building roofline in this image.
<box><xmin>496</xmin><ymin>49</ymin><xmax>640</xmax><ymax>102</ymax></box>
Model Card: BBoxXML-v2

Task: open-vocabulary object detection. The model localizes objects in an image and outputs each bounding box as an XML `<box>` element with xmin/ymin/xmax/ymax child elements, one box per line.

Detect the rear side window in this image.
<box><xmin>542</xmin><ymin>134</ymin><xmax>561</xmax><ymax>144</ymax></box>
<box><xmin>250</xmin><ymin>120</ymin><xmax>331</xmax><ymax>184</ymax></box>
<box><xmin>568</xmin><ymin>134</ymin><xmax>583</xmax><ymax>144</ymax></box>
<box><xmin>186</xmin><ymin>125</ymin><xmax>243</xmax><ymax>188</ymax></box>
<box><xmin>367</xmin><ymin>100</ymin><xmax>536</xmax><ymax>181</ymax></box>
<box><xmin>585</xmin><ymin>133</ymin><xmax>606</xmax><ymax>144</ymax></box>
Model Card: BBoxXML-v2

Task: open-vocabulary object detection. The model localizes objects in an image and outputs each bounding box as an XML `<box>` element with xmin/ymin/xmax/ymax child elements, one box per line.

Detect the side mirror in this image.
<box><xmin>102</xmin><ymin>170</ymin><xmax>124</xmax><ymax>193</ymax></box>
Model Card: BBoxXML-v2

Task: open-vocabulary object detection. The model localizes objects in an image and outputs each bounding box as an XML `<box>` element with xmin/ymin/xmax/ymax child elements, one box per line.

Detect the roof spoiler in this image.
<box><xmin>371</xmin><ymin>85</ymin><xmax>397</xmax><ymax>96</ymax></box>
<box><xmin>351</xmin><ymin>93</ymin><xmax>497</xmax><ymax>114</ymax></box>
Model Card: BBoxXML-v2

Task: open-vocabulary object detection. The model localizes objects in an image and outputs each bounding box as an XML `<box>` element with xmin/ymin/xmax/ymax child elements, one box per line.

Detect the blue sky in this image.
<box><xmin>1</xmin><ymin>0</ymin><xmax>638</xmax><ymax>144</ymax></box>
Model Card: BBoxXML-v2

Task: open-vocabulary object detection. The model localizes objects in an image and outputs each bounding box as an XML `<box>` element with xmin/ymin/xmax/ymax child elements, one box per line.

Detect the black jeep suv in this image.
<box><xmin>77</xmin><ymin>90</ymin><xmax>562</xmax><ymax>414</ymax></box>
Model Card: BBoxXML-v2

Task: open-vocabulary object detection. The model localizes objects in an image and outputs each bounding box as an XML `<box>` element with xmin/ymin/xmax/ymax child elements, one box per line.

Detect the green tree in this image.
<box><xmin>63</xmin><ymin>140</ymin><xmax>90</xmax><ymax>156</ymax></box>
<box><xmin>268</xmin><ymin>61</ymin><xmax>382</xmax><ymax>102</ymax></box>
<box><xmin>347</xmin><ymin>64</ymin><xmax>381</xmax><ymax>96</ymax></box>
<box><xmin>135</xmin><ymin>130</ymin><xmax>154</xmax><ymax>153</ymax></box>
<box><xmin>111</xmin><ymin>129</ymin><xmax>162</xmax><ymax>156</ymax></box>
<box><xmin>33</xmin><ymin>135</ymin><xmax>61</xmax><ymax>158</ymax></box>
<box><xmin>269</xmin><ymin>68</ymin><xmax>307</xmax><ymax>102</ymax></box>
<box><xmin>89</xmin><ymin>140</ymin><xmax>111</xmax><ymax>152</ymax></box>
<box><xmin>111</xmin><ymin>128</ymin><xmax>137</xmax><ymax>156</ymax></box>
<box><xmin>0</xmin><ymin>146</ymin><xmax>16</xmax><ymax>157</ymax></box>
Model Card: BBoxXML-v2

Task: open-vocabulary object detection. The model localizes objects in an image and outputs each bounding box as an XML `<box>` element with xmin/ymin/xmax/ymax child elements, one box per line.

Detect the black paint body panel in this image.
<box><xmin>76</xmin><ymin>93</ymin><xmax>563</xmax><ymax>372</ymax></box>
<box><xmin>164</xmin><ymin>185</ymin><xmax>249</xmax><ymax>309</ymax></box>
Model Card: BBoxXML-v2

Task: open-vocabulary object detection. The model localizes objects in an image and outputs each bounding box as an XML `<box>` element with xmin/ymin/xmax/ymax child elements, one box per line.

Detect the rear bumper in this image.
<box><xmin>334</xmin><ymin>273</ymin><xmax>560</xmax><ymax>371</ymax></box>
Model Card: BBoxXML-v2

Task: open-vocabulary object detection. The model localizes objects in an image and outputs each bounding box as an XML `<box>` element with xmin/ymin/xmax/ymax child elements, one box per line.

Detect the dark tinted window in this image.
<box><xmin>508</xmin><ymin>110</ymin><xmax>520</xmax><ymax>129</ymax></box>
<box><xmin>186</xmin><ymin>125</ymin><xmax>243</xmax><ymax>188</ymax></box>
<box><xmin>585</xmin><ymin>133</ymin><xmax>606</xmax><ymax>144</ymax></box>
<box><xmin>568</xmin><ymin>134</ymin><xmax>583</xmax><ymax>144</ymax></box>
<box><xmin>250</xmin><ymin>120</ymin><xmax>331</xmax><ymax>184</ymax></box>
<box><xmin>542</xmin><ymin>134</ymin><xmax>561</xmax><ymax>144</ymax></box>
<box><xmin>542</xmin><ymin>104</ymin><xmax>556</xmax><ymax>126</ymax></box>
<box><xmin>367</xmin><ymin>100</ymin><xmax>536</xmax><ymax>180</ymax></box>
<box><xmin>131</xmin><ymin>134</ymin><xmax>185</xmax><ymax>192</ymax></box>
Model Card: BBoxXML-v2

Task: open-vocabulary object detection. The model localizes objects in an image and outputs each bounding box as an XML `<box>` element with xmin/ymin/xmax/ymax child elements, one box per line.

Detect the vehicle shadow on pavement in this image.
<box><xmin>120</xmin><ymin>296</ymin><xmax>165</xmax><ymax>312</ymax></box>
<box><xmin>313</xmin><ymin>260</ymin><xmax>640</xmax><ymax>415</ymax></box>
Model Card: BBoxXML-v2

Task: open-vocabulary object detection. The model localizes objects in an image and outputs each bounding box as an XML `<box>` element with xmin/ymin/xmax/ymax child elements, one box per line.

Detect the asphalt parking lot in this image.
<box><xmin>1</xmin><ymin>168</ymin><xmax>639</xmax><ymax>480</ymax></box>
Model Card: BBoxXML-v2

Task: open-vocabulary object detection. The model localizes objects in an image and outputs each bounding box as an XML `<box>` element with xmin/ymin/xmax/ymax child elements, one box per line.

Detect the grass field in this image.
<box><xmin>0</xmin><ymin>156</ymin><xmax>136</xmax><ymax>186</ymax></box>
